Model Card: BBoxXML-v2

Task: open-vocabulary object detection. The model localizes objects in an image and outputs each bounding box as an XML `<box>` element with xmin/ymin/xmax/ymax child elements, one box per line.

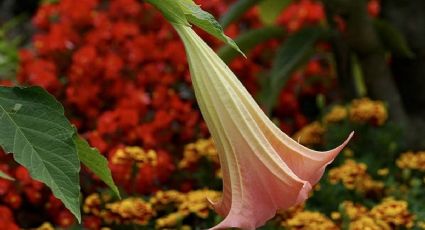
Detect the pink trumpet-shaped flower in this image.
<box><xmin>173</xmin><ymin>24</ymin><xmax>353</xmax><ymax>230</ymax></box>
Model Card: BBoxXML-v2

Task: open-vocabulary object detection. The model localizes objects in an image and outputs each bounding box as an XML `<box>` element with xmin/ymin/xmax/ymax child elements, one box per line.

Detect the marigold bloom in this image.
<box><xmin>349</xmin><ymin>216</ymin><xmax>390</xmax><ymax>230</ymax></box>
<box><xmin>370</xmin><ymin>197</ymin><xmax>415</xmax><ymax>228</ymax></box>
<box><xmin>102</xmin><ymin>198</ymin><xmax>153</xmax><ymax>225</ymax></box>
<box><xmin>349</xmin><ymin>98</ymin><xmax>388</xmax><ymax>126</ymax></box>
<box><xmin>324</xmin><ymin>105</ymin><xmax>348</xmax><ymax>123</ymax></box>
<box><xmin>340</xmin><ymin>201</ymin><xmax>369</xmax><ymax>220</ymax></box>
<box><xmin>282</xmin><ymin>211</ymin><xmax>338</xmax><ymax>230</ymax></box>
<box><xmin>328</xmin><ymin>160</ymin><xmax>384</xmax><ymax>193</ymax></box>
<box><xmin>293</xmin><ymin>122</ymin><xmax>325</xmax><ymax>146</ymax></box>
<box><xmin>173</xmin><ymin>24</ymin><xmax>352</xmax><ymax>229</ymax></box>
<box><xmin>397</xmin><ymin>151</ymin><xmax>425</xmax><ymax>171</ymax></box>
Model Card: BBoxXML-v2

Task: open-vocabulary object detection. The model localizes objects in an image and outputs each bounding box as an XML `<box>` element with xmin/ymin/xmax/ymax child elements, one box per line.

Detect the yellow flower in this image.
<box><xmin>370</xmin><ymin>197</ymin><xmax>415</xmax><ymax>228</ymax></box>
<box><xmin>282</xmin><ymin>211</ymin><xmax>338</xmax><ymax>230</ymax></box>
<box><xmin>340</xmin><ymin>201</ymin><xmax>369</xmax><ymax>220</ymax></box>
<box><xmin>349</xmin><ymin>216</ymin><xmax>390</xmax><ymax>230</ymax></box>
<box><xmin>377</xmin><ymin>168</ymin><xmax>389</xmax><ymax>176</ymax></box>
<box><xmin>179</xmin><ymin>138</ymin><xmax>219</xmax><ymax>168</ymax></box>
<box><xmin>397</xmin><ymin>151</ymin><xmax>425</xmax><ymax>171</ymax></box>
<box><xmin>102</xmin><ymin>197</ymin><xmax>154</xmax><ymax>225</ymax></box>
<box><xmin>111</xmin><ymin>146</ymin><xmax>157</xmax><ymax>167</ymax></box>
<box><xmin>180</xmin><ymin>190</ymin><xmax>221</xmax><ymax>218</ymax></box>
<box><xmin>83</xmin><ymin>193</ymin><xmax>102</xmax><ymax>215</ymax></box>
<box><xmin>150</xmin><ymin>190</ymin><xmax>185</xmax><ymax>210</ymax></box>
<box><xmin>330</xmin><ymin>212</ymin><xmax>341</xmax><ymax>220</ymax></box>
<box><xmin>35</xmin><ymin>222</ymin><xmax>55</xmax><ymax>230</ymax></box>
<box><xmin>325</xmin><ymin>105</ymin><xmax>348</xmax><ymax>123</ymax></box>
<box><xmin>349</xmin><ymin>98</ymin><xmax>387</xmax><ymax>125</ymax></box>
<box><xmin>173</xmin><ymin>23</ymin><xmax>352</xmax><ymax>229</ymax></box>
<box><xmin>156</xmin><ymin>212</ymin><xmax>184</xmax><ymax>229</ymax></box>
<box><xmin>293</xmin><ymin>122</ymin><xmax>326</xmax><ymax>146</ymax></box>
<box><xmin>328</xmin><ymin>160</ymin><xmax>384</xmax><ymax>193</ymax></box>
<box><xmin>152</xmin><ymin>189</ymin><xmax>221</xmax><ymax>228</ymax></box>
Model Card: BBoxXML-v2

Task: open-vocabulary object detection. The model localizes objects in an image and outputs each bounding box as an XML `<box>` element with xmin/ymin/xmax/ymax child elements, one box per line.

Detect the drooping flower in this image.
<box><xmin>173</xmin><ymin>24</ymin><xmax>353</xmax><ymax>229</ymax></box>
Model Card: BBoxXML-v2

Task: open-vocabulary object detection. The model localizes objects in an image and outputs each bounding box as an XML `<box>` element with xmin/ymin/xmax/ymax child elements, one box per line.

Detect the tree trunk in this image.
<box><xmin>382</xmin><ymin>0</ymin><xmax>425</xmax><ymax>149</ymax></box>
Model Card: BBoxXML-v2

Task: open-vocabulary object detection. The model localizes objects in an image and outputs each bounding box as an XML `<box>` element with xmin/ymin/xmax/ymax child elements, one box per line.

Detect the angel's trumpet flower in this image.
<box><xmin>173</xmin><ymin>24</ymin><xmax>353</xmax><ymax>230</ymax></box>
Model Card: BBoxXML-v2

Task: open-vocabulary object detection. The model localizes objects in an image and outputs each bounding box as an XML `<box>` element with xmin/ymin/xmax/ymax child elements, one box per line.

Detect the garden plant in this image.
<box><xmin>0</xmin><ymin>0</ymin><xmax>424</xmax><ymax>229</ymax></box>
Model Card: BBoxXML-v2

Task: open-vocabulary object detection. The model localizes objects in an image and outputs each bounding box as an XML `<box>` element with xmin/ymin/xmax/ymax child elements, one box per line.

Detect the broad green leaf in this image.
<box><xmin>219</xmin><ymin>0</ymin><xmax>262</xmax><ymax>29</ymax></box>
<box><xmin>259</xmin><ymin>27</ymin><xmax>323</xmax><ymax>114</ymax></box>
<box><xmin>0</xmin><ymin>170</ymin><xmax>14</xmax><ymax>180</ymax></box>
<box><xmin>176</xmin><ymin>0</ymin><xmax>244</xmax><ymax>55</ymax></box>
<box><xmin>0</xmin><ymin>86</ymin><xmax>81</xmax><ymax>221</ymax></box>
<box><xmin>259</xmin><ymin>0</ymin><xmax>291</xmax><ymax>25</ymax></box>
<box><xmin>374</xmin><ymin>19</ymin><xmax>414</xmax><ymax>58</ymax></box>
<box><xmin>145</xmin><ymin>0</ymin><xmax>189</xmax><ymax>25</ymax></box>
<box><xmin>75</xmin><ymin>135</ymin><xmax>120</xmax><ymax>198</ymax></box>
<box><xmin>218</xmin><ymin>26</ymin><xmax>285</xmax><ymax>63</ymax></box>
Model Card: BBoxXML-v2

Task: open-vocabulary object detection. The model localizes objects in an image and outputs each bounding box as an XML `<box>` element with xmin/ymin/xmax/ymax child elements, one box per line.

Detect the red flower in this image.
<box><xmin>83</xmin><ymin>215</ymin><xmax>102</xmax><ymax>230</ymax></box>
<box><xmin>0</xmin><ymin>206</ymin><xmax>19</xmax><ymax>230</ymax></box>
<box><xmin>278</xmin><ymin>0</ymin><xmax>325</xmax><ymax>32</ymax></box>
<box><xmin>368</xmin><ymin>0</ymin><xmax>380</xmax><ymax>17</ymax></box>
<box><xmin>4</xmin><ymin>192</ymin><xmax>22</xmax><ymax>209</ymax></box>
<box><xmin>19</xmin><ymin>59</ymin><xmax>61</xmax><ymax>93</ymax></box>
<box><xmin>56</xmin><ymin>210</ymin><xmax>75</xmax><ymax>228</ymax></box>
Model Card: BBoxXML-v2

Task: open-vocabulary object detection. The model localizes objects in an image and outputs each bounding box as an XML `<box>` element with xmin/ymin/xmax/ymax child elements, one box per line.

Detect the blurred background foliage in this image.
<box><xmin>0</xmin><ymin>0</ymin><xmax>424</xmax><ymax>229</ymax></box>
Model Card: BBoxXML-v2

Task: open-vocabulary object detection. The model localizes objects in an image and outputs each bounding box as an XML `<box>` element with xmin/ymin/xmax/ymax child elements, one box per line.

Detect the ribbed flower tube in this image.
<box><xmin>173</xmin><ymin>24</ymin><xmax>353</xmax><ymax>230</ymax></box>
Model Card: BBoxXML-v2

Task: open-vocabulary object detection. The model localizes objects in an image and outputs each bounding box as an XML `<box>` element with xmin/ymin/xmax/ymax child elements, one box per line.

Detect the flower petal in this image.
<box><xmin>173</xmin><ymin>24</ymin><xmax>352</xmax><ymax>230</ymax></box>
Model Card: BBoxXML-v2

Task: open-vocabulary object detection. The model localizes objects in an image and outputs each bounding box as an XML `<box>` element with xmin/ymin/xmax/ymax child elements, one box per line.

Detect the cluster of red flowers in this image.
<box><xmin>19</xmin><ymin>0</ymin><xmax>204</xmax><ymax>194</ymax></box>
<box><xmin>0</xmin><ymin>205</ymin><xmax>19</xmax><ymax>230</ymax></box>
<box><xmin>16</xmin><ymin>0</ymin><xmax>207</xmax><ymax>227</ymax></box>
<box><xmin>277</xmin><ymin>0</ymin><xmax>325</xmax><ymax>32</ymax></box>
<box><xmin>276</xmin><ymin>0</ymin><xmax>380</xmax><ymax>33</ymax></box>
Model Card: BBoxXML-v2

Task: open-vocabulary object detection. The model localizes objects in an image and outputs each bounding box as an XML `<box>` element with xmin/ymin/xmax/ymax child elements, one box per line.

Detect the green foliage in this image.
<box><xmin>0</xmin><ymin>86</ymin><xmax>81</xmax><ymax>221</ymax></box>
<box><xmin>374</xmin><ymin>19</ymin><xmax>415</xmax><ymax>58</ymax></box>
<box><xmin>306</xmin><ymin>117</ymin><xmax>403</xmax><ymax>215</ymax></box>
<box><xmin>258</xmin><ymin>0</ymin><xmax>291</xmax><ymax>25</ymax></box>
<box><xmin>325</xmin><ymin>121</ymin><xmax>402</xmax><ymax>171</ymax></box>
<box><xmin>0</xmin><ymin>17</ymin><xmax>22</xmax><ymax>81</ymax></box>
<box><xmin>75</xmin><ymin>135</ymin><xmax>120</xmax><ymax>198</ymax></box>
<box><xmin>145</xmin><ymin>0</ymin><xmax>189</xmax><ymax>26</ymax></box>
<box><xmin>218</xmin><ymin>26</ymin><xmax>285</xmax><ymax>63</ymax></box>
<box><xmin>147</xmin><ymin>0</ymin><xmax>243</xmax><ymax>55</ymax></box>
<box><xmin>0</xmin><ymin>86</ymin><xmax>122</xmax><ymax>221</ymax></box>
<box><xmin>219</xmin><ymin>0</ymin><xmax>262</xmax><ymax>29</ymax></box>
<box><xmin>177</xmin><ymin>0</ymin><xmax>243</xmax><ymax>55</ymax></box>
<box><xmin>259</xmin><ymin>27</ymin><xmax>324</xmax><ymax>113</ymax></box>
<box><xmin>351</xmin><ymin>55</ymin><xmax>367</xmax><ymax>97</ymax></box>
<box><xmin>0</xmin><ymin>170</ymin><xmax>14</xmax><ymax>180</ymax></box>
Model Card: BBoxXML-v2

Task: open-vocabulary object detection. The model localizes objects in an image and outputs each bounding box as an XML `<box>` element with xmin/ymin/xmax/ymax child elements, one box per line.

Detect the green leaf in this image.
<box><xmin>75</xmin><ymin>135</ymin><xmax>120</xmax><ymax>198</ymax></box>
<box><xmin>258</xmin><ymin>0</ymin><xmax>291</xmax><ymax>25</ymax></box>
<box><xmin>374</xmin><ymin>19</ymin><xmax>414</xmax><ymax>58</ymax></box>
<box><xmin>219</xmin><ymin>0</ymin><xmax>262</xmax><ymax>29</ymax></box>
<box><xmin>259</xmin><ymin>27</ymin><xmax>323</xmax><ymax>114</ymax></box>
<box><xmin>176</xmin><ymin>0</ymin><xmax>244</xmax><ymax>55</ymax></box>
<box><xmin>146</xmin><ymin>0</ymin><xmax>243</xmax><ymax>54</ymax></box>
<box><xmin>218</xmin><ymin>26</ymin><xmax>285</xmax><ymax>63</ymax></box>
<box><xmin>0</xmin><ymin>86</ymin><xmax>81</xmax><ymax>222</ymax></box>
<box><xmin>0</xmin><ymin>170</ymin><xmax>14</xmax><ymax>181</ymax></box>
<box><xmin>145</xmin><ymin>0</ymin><xmax>189</xmax><ymax>25</ymax></box>
<box><xmin>351</xmin><ymin>55</ymin><xmax>367</xmax><ymax>97</ymax></box>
